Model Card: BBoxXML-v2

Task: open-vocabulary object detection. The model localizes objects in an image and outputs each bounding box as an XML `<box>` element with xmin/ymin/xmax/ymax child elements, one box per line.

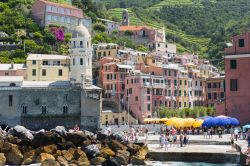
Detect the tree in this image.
<box><xmin>124</xmin><ymin>30</ymin><xmax>133</xmax><ymax>36</ymax></box>
<box><xmin>93</xmin><ymin>23</ymin><xmax>106</xmax><ymax>32</ymax></box>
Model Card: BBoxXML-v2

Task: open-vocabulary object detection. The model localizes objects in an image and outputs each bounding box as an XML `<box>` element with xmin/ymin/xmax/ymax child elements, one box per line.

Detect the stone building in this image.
<box><xmin>0</xmin><ymin>25</ymin><xmax>102</xmax><ymax>131</ymax></box>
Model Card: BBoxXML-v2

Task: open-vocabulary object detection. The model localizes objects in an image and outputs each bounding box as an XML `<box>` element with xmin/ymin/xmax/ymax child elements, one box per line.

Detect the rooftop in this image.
<box><xmin>117</xmin><ymin>64</ymin><xmax>133</xmax><ymax>69</ymax></box>
<box><xmin>0</xmin><ymin>76</ymin><xmax>24</xmax><ymax>82</ymax></box>
<box><xmin>0</xmin><ymin>64</ymin><xmax>26</xmax><ymax>70</ymax></box>
<box><xmin>21</xmin><ymin>81</ymin><xmax>70</xmax><ymax>88</ymax></box>
<box><xmin>39</xmin><ymin>0</ymin><xmax>81</xmax><ymax>10</ymax></box>
<box><xmin>27</xmin><ymin>54</ymin><xmax>70</xmax><ymax>61</ymax></box>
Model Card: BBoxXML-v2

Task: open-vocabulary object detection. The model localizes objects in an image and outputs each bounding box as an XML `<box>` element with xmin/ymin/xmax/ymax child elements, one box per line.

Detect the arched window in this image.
<box><xmin>80</xmin><ymin>41</ymin><xmax>83</xmax><ymax>48</ymax></box>
<box><xmin>80</xmin><ymin>58</ymin><xmax>83</xmax><ymax>65</ymax></box>
<box><xmin>9</xmin><ymin>83</ymin><xmax>16</xmax><ymax>87</ymax></box>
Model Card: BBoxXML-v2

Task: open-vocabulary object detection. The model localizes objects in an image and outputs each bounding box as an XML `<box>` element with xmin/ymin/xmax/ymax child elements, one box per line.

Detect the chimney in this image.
<box><xmin>10</xmin><ymin>62</ymin><xmax>14</xmax><ymax>69</ymax></box>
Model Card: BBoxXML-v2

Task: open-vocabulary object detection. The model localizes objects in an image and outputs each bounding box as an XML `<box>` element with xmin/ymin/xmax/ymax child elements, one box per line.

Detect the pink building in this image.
<box><xmin>32</xmin><ymin>0</ymin><xmax>91</xmax><ymax>31</ymax></box>
<box><xmin>0</xmin><ymin>64</ymin><xmax>27</xmax><ymax>79</ymax></box>
<box><xmin>225</xmin><ymin>32</ymin><xmax>250</xmax><ymax>125</ymax></box>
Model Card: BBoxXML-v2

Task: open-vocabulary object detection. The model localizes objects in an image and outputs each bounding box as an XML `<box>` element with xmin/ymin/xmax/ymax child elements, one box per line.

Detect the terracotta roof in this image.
<box><xmin>119</xmin><ymin>26</ymin><xmax>148</xmax><ymax>31</ymax></box>
<box><xmin>40</xmin><ymin>0</ymin><xmax>81</xmax><ymax>10</ymax></box>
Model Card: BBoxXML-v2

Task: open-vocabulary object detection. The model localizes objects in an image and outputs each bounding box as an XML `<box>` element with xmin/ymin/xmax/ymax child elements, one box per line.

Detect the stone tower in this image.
<box><xmin>122</xmin><ymin>9</ymin><xmax>129</xmax><ymax>26</ymax></box>
<box><xmin>69</xmin><ymin>24</ymin><xmax>93</xmax><ymax>87</ymax></box>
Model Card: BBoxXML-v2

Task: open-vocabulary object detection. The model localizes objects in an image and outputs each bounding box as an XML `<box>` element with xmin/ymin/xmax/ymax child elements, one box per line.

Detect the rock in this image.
<box><xmin>68</xmin><ymin>147</ymin><xmax>76</xmax><ymax>155</ymax></box>
<box><xmin>41</xmin><ymin>159</ymin><xmax>60</xmax><ymax>166</ymax></box>
<box><xmin>32</xmin><ymin>132</ymin><xmax>62</xmax><ymax>147</ymax></box>
<box><xmin>22</xmin><ymin>150</ymin><xmax>36</xmax><ymax>165</ymax></box>
<box><xmin>69</xmin><ymin>164</ymin><xmax>77</xmax><ymax>166</ymax></box>
<box><xmin>82</xmin><ymin>139</ymin><xmax>92</xmax><ymax>147</ymax></box>
<box><xmin>90</xmin><ymin>157</ymin><xmax>106</xmax><ymax>165</ymax></box>
<box><xmin>6</xmin><ymin>146</ymin><xmax>23</xmax><ymax>165</ymax></box>
<box><xmin>68</xmin><ymin>159</ymin><xmax>77</xmax><ymax>164</ymax></box>
<box><xmin>83</xmin><ymin>144</ymin><xmax>100</xmax><ymax>158</ymax></box>
<box><xmin>62</xmin><ymin>150</ymin><xmax>74</xmax><ymax>161</ymax></box>
<box><xmin>108</xmin><ymin>140</ymin><xmax>127</xmax><ymax>152</ymax></box>
<box><xmin>76</xmin><ymin>161</ymin><xmax>90</xmax><ymax>166</ymax></box>
<box><xmin>99</xmin><ymin>147</ymin><xmax>115</xmax><ymax>158</ymax></box>
<box><xmin>83</xmin><ymin>130</ymin><xmax>94</xmax><ymax>136</ymax></box>
<box><xmin>57</xmin><ymin>156</ymin><xmax>68</xmax><ymax>166</ymax></box>
<box><xmin>130</xmin><ymin>156</ymin><xmax>146</xmax><ymax>165</ymax></box>
<box><xmin>10</xmin><ymin>125</ymin><xmax>34</xmax><ymax>142</ymax></box>
<box><xmin>114</xmin><ymin>150</ymin><xmax>130</xmax><ymax>165</ymax></box>
<box><xmin>58</xmin><ymin>141</ymin><xmax>75</xmax><ymax>150</ymax></box>
<box><xmin>77</xmin><ymin>153</ymin><xmax>90</xmax><ymax>165</ymax></box>
<box><xmin>43</xmin><ymin>144</ymin><xmax>57</xmax><ymax>154</ymax></box>
<box><xmin>101</xmin><ymin>158</ymin><xmax>120</xmax><ymax>166</ymax></box>
<box><xmin>36</xmin><ymin>153</ymin><xmax>55</xmax><ymax>163</ymax></box>
<box><xmin>127</xmin><ymin>143</ymin><xmax>141</xmax><ymax>155</ymax></box>
<box><xmin>66</xmin><ymin>132</ymin><xmax>88</xmax><ymax>146</ymax></box>
<box><xmin>0</xmin><ymin>140</ymin><xmax>4</xmax><ymax>149</ymax></box>
<box><xmin>73</xmin><ymin>148</ymin><xmax>85</xmax><ymax>159</ymax></box>
<box><xmin>1</xmin><ymin>142</ymin><xmax>12</xmax><ymax>153</ymax></box>
<box><xmin>0</xmin><ymin>153</ymin><xmax>6</xmax><ymax>166</ymax></box>
<box><xmin>135</xmin><ymin>145</ymin><xmax>148</xmax><ymax>160</ymax></box>
<box><xmin>7</xmin><ymin>135</ymin><xmax>21</xmax><ymax>144</ymax></box>
<box><xmin>50</xmin><ymin>126</ymin><xmax>67</xmax><ymax>136</ymax></box>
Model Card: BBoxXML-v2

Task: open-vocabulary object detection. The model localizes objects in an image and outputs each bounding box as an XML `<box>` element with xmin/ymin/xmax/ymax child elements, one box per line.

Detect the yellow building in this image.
<box><xmin>93</xmin><ymin>43</ymin><xmax>118</xmax><ymax>59</ymax></box>
<box><xmin>27</xmin><ymin>54</ymin><xmax>70</xmax><ymax>81</ymax></box>
<box><xmin>177</xmin><ymin>70</ymin><xmax>189</xmax><ymax>108</ymax></box>
<box><xmin>101</xmin><ymin>110</ymin><xmax>138</xmax><ymax>125</ymax></box>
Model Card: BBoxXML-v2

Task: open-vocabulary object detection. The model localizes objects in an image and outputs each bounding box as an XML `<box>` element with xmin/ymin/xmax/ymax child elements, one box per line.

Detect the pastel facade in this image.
<box><xmin>0</xmin><ymin>64</ymin><xmax>27</xmax><ymax>79</ymax></box>
<box><xmin>26</xmin><ymin>54</ymin><xmax>70</xmax><ymax>81</ymax></box>
<box><xmin>32</xmin><ymin>0</ymin><xmax>91</xmax><ymax>31</ymax></box>
<box><xmin>225</xmin><ymin>32</ymin><xmax>250</xmax><ymax>124</ymax></box>
<box><xmin>101</xmin><ymin>110</ymin><xmax>137</xmax><ymax>125</ymax></box>
<box><xmin>93</xmin><ymin>43</ymin><xmax>118</xmax><ymax>59</ymax></box>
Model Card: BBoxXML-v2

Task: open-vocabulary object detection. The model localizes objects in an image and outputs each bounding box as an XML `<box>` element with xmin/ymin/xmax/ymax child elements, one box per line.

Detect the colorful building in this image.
<box><xmin>26</xmin><ymin>54</ymin><xmax>70</xmax><ymax>81</ymax></box>
<box><xmin>225</xmin><ymin>32</ymin><xmax>250</xmax><ymax>124</ymax></box>
<box><xmin>0</xmin><ymin>64</ymin><xmax>27</xmax><ymax>79</ymax></box>
<box><xmin>32</xmin><ymin>0</ymin><xmax>91</xmax><ymax>31</ymax></box>
<box><xmin>93</xmin><ymin>43</ymin><xmax>118</xmax><ymax>59</ymax></box>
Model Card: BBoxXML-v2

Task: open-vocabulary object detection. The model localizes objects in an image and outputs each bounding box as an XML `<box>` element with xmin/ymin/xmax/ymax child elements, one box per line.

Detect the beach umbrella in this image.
<box><xmin>202</xmin><ymin>117</ymin><xmax>219</xmax><ymax>128</ymax></box>
<box><xmin>193</xmin><ymin>119</ymin><xmax>204</xmax><ymax>128</ymax></box>
<box><xmin>166</xmin><ymin>117</ymin><xmax>177</xmax><ymax>126</ymax></box>
<box><xmin>228</xmin><ymin>117</ymin><xmax>240</xmax><ymax>126</ymax></box>
<box><xmin>216</xmin><ymin>117</ymin><xmax>231</xmax><ymax>127</ymax></box>
<box><xmin>183</xmin><ymin>118</ymin><xmax>195</xmax><ymax>128</ymax></box>
<box><xmin>159</xmin><ymin>118</ymin><xmax>168</xmax><ymax>122</ymax></box>
<box><xmin>243</xmin><ymin>124</ymin><xmax>250</xmax><ymax>132</ymax></box>
<box><xmin>173</xmin><ymin>118</ymin><xmax>184</xmax><ymax>128</ymax></box>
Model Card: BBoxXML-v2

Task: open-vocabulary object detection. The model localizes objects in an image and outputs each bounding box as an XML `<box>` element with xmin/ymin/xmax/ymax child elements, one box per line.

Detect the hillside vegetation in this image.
<box><xmin>100</xmin><ymin>0</ymin><xmax>250</xmax><ymax>68</ymax></box>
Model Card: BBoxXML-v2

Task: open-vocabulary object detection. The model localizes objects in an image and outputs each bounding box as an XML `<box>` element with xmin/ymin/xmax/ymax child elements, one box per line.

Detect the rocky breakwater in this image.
<box><xmin>0</xmin><ymin>125</ymin><xmax>149</xmax><ymax>166</ymax></box>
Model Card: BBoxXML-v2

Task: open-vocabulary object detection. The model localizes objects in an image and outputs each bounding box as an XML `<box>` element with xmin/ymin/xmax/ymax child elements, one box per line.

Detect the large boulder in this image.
<box><xmin>50</xmin><ymin>126</ymin><xmax>67</xmax><ymax>137</ymax></box>
<box><xmin>32</xmin><ymin>132</ymin><xmax>62</xmax><ymax>147</ymax></box>
<box><xmin>130</xmin><ymin>157</ymin><xmax>146</xmax><ymax>165</ymax></box>
<box><xmin>77</xmin><ymin>153</ymin><xmax>90</xmax><ymax>165</ymax></box>
<box><xmin>61</xmin><ymin>150</ymin><xmax>74</xmax><ymax>161</ymax></box>
<box><xmin>57</xmin><ymin>141</ymin><xmax>75</xmax><ymax>150</ymax></box>
<box><xmin>101</xmin><ymin>158</ymin><xmax>120</xmax><ymax>166</ymax></box>
<box><xmin>22</xmin><ymin>150</ymin><xmax>36</xmax><ymax>165</ymax></box>
<box><xmin>41</xmin><ymin>159</ymin><xmax>60</xmax><ymax>166</ymax></box>
<box><xmin>130</xmin><ymin>145</ymin><xmax>148</xmax><ymax>165</ymax></box>
<box><xmin>114</xmin><ymin>150</ymin><xmax>130</xmax><ymax>165</ymax></box>
<box><xmin>6</xmin><ymin>135</ymin><xmax>21</xmax><ymax>144</ymax></box>
<box><xmin>83</xmin><ymin>144</ymin><xmax>100</xmax><ymax>158</ymax></box>
<box><xmin>6</xmin><ymin>146</ymin><xmax>23</xmax><ymax>165</ymax></box>
<box><xmin>43</xmin><ymin>144</ymin><xmax>57</xmax><ymax>154</ymax></box>
<box><xmin>99</xmin><ymin>147</ymin><xmax>115</xmax><ymax>159</ymax></box>
<box><xmin>90</xmin><ymin>157</ymin><xmax>106</xmax><ymax>165</ymax></box>
<box><xmin>57</xmin><ymin>156</ymin><xmax>68</xmax><ymax>166</ymax></box>
<box><xmin>108</xmin><ymin>140</ymin><xmax>127</xmax><ymax>152</ymax></box>
<box><xmin>0</xmin><ymin>153</ymin><xmax>6</xmax><ymax>166</ymax></box>
<box><xmin>36</xmin><ymin>153</ymin><xmax>55</xmax><ymax>163</ymax></box>
<box><xmin>10</xmin><ymin>125</ymin><xmax>34</xmax><ymax>142</ymax></box>
<box><xmin>73</xmin><ymin>148</ymin><xmax>85</xmax><ymax>160</ymax></box>
<box><xmin>127</xmin><ymin>143</ymin><xmax>141</xmax><ymax>155</ymax></box>
<box><xmin>66</xmin><ymin>132</ymin><xmax>88</xmax><ymax>146</ymax></box>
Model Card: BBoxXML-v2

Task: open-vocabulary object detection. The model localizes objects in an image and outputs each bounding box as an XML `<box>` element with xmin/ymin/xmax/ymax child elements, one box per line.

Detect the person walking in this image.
<box><xmin>234</xmin><ymin>128</ymin><xmax>239</xmax><ymax>141</ymax></box>
<box><xmin>180</xmin><ymin>133</ymin><xmax>184</xmax><ymax>147</ymax></box>
<box><xmin>218</xmin><ymin>127</ymin><xmax>223</xmax><ymax>139</ymax></box>
<box><xmin>203</xmin><ymin>127</ymin><xmax>208</xmax><ymax>139</ymax></box>
<box><xmin>210</xmin><ymin>128</ymin><xmax>213</xmax><ymax>139</ymax></box>
<box><xmin>165</xmin><ymin>135</ymin><xmax>169</xmax><ymax>151</ymax></box>
<box><xmin>230</xmin><ymin>136</ymin><xmax>234</xmax><ymax>150</ymax></box>
<box><xmin>160</xmin><ymin>134</ymin><xmax>165</xmax><ymax>148</ymax></box>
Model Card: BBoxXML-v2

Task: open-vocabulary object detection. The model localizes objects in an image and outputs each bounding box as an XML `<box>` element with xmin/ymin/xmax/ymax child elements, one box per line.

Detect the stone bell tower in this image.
<box><xmin>122</xmin><ymin>9</ymin><xmax>129</xmax><ymax>26</ymax></box>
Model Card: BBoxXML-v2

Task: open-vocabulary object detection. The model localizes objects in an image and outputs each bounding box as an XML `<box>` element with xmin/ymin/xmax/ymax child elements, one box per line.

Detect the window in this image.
<box><xmin>213</xmin><ymin>83</ymin><xmax>217</xmax><ymax>88</ymax></box>
<box><xmin>63</xmin><ymin>106</ymin><xmax>68</xmax><ymax>114</ymax></box>
<box><xmin>43</xmin><ymin>61</ymin><xmax>48</xmax><ymax>65</ymax></box>
<box><xmin>32</xmin><ymin>69</ymin><xmax>36</xmax><ymax>76</ymax></box>
<box><xmin>129</xmin><ymin>88</ymin><xmax>132</xmax><ymax>94</ymax></box>
<box><xmin>184</xmin><ymin>90</ymin><xmax>187</xmax><ymax>96</ymax></box>
<box><xmin>168</xmin><ymin>70</ymin><xmax>171</xmax><ymax>76</ymax></box>
<box><xmin>179</xmin><ymin>90</ymin><xmax>182</xmax><ymax>96</ymax></box>
<box><xmin>230</xmin><ymin>59</ymin><xmax>237</xmax><ymax>69</ymax></box>
<box><xmin>185</xmin><ymin>80</ymin><xmax>187</xmax><ymax>86</ymax></box>
<box><xmin>147</xmin><ymin>96</ymin><xmax>150</xmax><ymax>101</ymax></box>
<box><xmin>221</xmin><ymin>92</ymin><xmax>224</xmax><ymax>98</ymax></box>
<box><xmin>147</xmin><ymin>88</ymin><xmax>150</xmax><ymax>94</ymax></box>
<box><xmin>58</xmin><ymin>69</ymin><xmax>63</xmax><ymax>76</ymax></box>
<box><xmin>180</xmin><ymin>80</ymin><xmax>182</xmax><ymax>85</ymax></box>
<box><xmin>230</xmin><ymin>79</ymin><xmax>238</xmax><ymax>91</ymax></box>
<box><xmin>195</xmin><ymin>81</ymin><xmax>198</xmax><ymax>86</ymax></box>
<box><xmin>174</xmin><ymin>71</ymin><xmax>177</xmax><ymax>77</ymax></box>
<box><xmin>108</xmin><ymin>51</ymin><xmax>111</xmax><ymax>55</ymax></box>
<box><xmin>47</xmin><ymin>15</ymin><xmax>52</xmax><ymax>21</ymax></box>
<box><xmin>168</xmin><ymin>90</ymin><xmax>171</xmax><ymax>96</ymax></box>
<box><xmin>9</xmin><ymin>83</ymin><xmax>16</xmax><ymax>87</ymax></box>
<box><xmin>22</xmin><ymin>106</ymin><xmax>27</xmax><ymax>114</ymax></box>
<box><xmin>174</xmin><ymin>80</ymin><xmax>177</xmax><ymax>86</ymax></box>
<box><xmin>179</xmin><ymin>102</ymin><xmax>182</xmax><ymax>107</ymax></box>
<box><xmin>9</xmin><ymin>95</ymin><xmax>13</xmax><ymax>107</ymax></box>
<box><xmin>80</xmin><ymin>41</ymin><xmax>83</xmax><ymax>48</ymax></box>
<box><xmin>42</xmin><ymin>69</ymin><xmax>46</xmax><ymax>76</ymax></box>
<box><xmin>41</xmin><ymin>106</ymin><xmax>47</xmax><ymax>114</ymax></box>
<box><xmin>214</xmin><ymin>93</ymin><xmax>217</xmax><ymax>99</ymax></box>
<box><xmin>184</xmin><ymin>102</ymin><xmax>187</xmax><ymax>107</ymax></box>
<box><xmin>208</xmin><ymin>83</ymin><xmax>211</xmax><ymax>88</ymax></box>
<box><xmin>147</xmin><ymin>104</ymin><xmax>150</xmax><ymax>111</ymax></box>
<box><xmin>239</xmin><ymin>39</ymin><xmax>245</xmax><ymax>47</ymax></box>
<box><xmin>80</xmin><ymin>58</ymin><xmax>83</xmax><ymax>65</ymax></box>
<box><xmin>208</xmin><ymin>93</ymin><xmax>211</xmax><ymax>99</ymax></box>
<box><xmin>32</xmin><ymin>60</ymin><xmax>36</xmax><ymax>65</ymax></box>
<box><xmin>135</xmin><ymin>96</ymin><xmax>138</xmax><ymax>101</ymax></box>
<box><xmin>73</xmin><ymin>58</ymin><xmax>75</xmax><ymax>65</ymax></box>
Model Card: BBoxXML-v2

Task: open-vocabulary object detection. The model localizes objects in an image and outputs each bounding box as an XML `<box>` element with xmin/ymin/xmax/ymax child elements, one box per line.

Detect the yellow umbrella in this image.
<box><xmin>193</xmin><ymin>119</ymin><xmax>204</xmax><ymax>128</ymax></box>
<box><xmin>159</xmin><ymin>118</ymin><xmax>168</xmax><ymax>122</ymax></box>
<box><xmin>173</xmin><ymin>118</ymin><xmax>184</xmax><ymax>128</ymax></box>
<box><xmin>166</xmin><ymin>117</ymin><xmax>177</xmax><ymax>126</ymax></box>
<box><xmin>143</xmin><ymin>118</ymin><xmax>152</xmax><ymax>123</ymax></box>
<box><xmin>184</xmin><ymin>118</ymin><xmax>195</xmax><ymax>128</ymax></box>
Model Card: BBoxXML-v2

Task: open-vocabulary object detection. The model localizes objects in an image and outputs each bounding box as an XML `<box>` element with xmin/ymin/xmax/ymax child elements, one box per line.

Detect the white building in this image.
<box><xmin>69</xmin><ymin>25</ymin><xmax>93</xmax><ymax>86</ymax></box>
